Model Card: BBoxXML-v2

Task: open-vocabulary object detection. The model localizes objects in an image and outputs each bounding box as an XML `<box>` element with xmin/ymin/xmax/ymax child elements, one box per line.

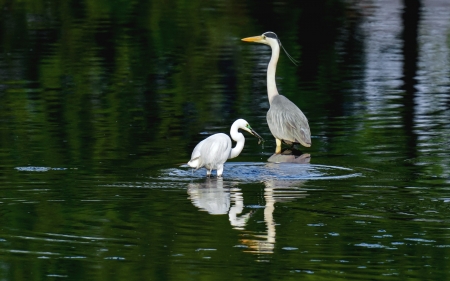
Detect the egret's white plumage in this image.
<box><xmin>242</xmin><ymin>32</ymin><xmax>312</xmax><ymax>154</ymax></box>
<box><xmin>188</xmin><ymin>119</ymin><xmax>263</xmax><ymax>177</ymax></box>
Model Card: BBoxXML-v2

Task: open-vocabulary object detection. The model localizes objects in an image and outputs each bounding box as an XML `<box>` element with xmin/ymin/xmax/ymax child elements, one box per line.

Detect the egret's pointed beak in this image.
<box><xmin>249</xmin><ymin>128</ymin><xmax>264</xmax><ymax>144</ymax></box>
<box><xmin>241</xmin><ymin>35</ymin><xmax>264</xmax><ymax>43</ymax></box>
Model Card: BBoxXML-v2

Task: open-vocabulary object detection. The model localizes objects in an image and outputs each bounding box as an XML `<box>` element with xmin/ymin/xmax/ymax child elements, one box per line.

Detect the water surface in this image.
<box><xmin>1</xmin><ymin>0</ymin><xmax>450</xmax><ymax>280</ymax></box>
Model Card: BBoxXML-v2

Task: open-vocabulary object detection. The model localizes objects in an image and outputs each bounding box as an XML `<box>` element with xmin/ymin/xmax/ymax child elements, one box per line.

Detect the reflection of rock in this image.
<box><xmin>267</xmin><ymin>151</ymin><xmax>311</xmax><ymax>164</ymax></box>
<box><xmin>263</xmin><ymin>161</ymin><xmax>313</xmax><ymax>179</ymax></box>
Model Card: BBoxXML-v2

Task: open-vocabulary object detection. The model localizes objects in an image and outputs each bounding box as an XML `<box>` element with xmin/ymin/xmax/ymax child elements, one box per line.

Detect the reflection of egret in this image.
<box><xmin>187</xmin><ymin>178</ymin><xmax>229</xmax><ymax>215</ymax></box>
<box><xmin>228</xmin><ymin>188</ymin><xmax>252</xmax><ymax>230</ymax></box>
<box><xmin>187</xmin><ymin>178</ymin><xmax>252</xmax><ymax>228</ymax></box>
<box><xmin>242</xmin><ymin>32</ymin><xmax>311</xmax><ymax>154</ymax></box>
<box><xmin>188</xmin><ymin>119</ymin><xmax>263</xmax><ymax>177</ymax></box>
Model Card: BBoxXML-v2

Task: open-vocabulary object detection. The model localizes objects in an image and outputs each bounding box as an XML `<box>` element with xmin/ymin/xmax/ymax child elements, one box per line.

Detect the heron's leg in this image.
<box><xmin>217</xmin><ymin>165</ymin><xmax>224</xmax><ymax>178</ymax></box>
<box><xmin>207</xmin><ymin>169</ymin><xmax>212</xmax><ymax>177</ymax></box>
<box><xmin>275</xmin><ymin>138</ymin><xmax>282</xmax><ymax>154</ymax></box>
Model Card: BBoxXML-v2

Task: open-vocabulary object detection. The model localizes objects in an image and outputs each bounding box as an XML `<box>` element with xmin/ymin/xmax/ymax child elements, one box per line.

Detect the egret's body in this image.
<box><xmin>242</xmin><ymin>32</ymin><xmax>311</xmax><ymax>154</ymax></box>
<box><xmin>188</xmin><ymin>119</ymin><xmax>263</xmax><ymax>177</ymax></box>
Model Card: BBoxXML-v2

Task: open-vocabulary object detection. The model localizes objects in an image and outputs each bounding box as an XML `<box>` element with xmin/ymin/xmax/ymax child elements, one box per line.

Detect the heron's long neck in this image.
<box><xmin>267</xmin><ymin>43</ymin><xmax>280</xmax><ymax>104</ymax></box>
<box><xmin>229</xmin><ymin>126</ymin><xmax>245</xmax><ymax>159</ymax></box>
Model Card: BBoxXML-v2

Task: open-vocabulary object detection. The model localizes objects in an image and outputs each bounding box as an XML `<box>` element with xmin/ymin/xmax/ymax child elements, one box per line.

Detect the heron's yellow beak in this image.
<box><xmin>241</xmin><ymin>35</ymin><xmax>264</xmax><ymax>43</ymax></box>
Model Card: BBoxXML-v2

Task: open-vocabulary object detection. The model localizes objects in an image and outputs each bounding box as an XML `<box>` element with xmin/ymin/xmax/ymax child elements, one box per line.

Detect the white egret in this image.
<box><xmin>242</xmin><ymin>31</ymin><xmax>311</xmax><ymax>154</ymax></box>
<box><xmin>188</xmin><ymin>119</ymin><xmax>263</xmax><ymax>177</ymax></box>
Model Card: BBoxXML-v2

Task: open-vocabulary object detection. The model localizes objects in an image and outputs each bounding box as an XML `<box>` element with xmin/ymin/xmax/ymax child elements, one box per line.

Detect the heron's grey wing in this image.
<box><xmin>198</xmin><ymin>133</ymin><xmax>232</xmax><ymax>168</ymax></box>
<box><xmin>267</xmin><ymin>95</ymin><xmax>311</xmax><ymax>146</ymax></box>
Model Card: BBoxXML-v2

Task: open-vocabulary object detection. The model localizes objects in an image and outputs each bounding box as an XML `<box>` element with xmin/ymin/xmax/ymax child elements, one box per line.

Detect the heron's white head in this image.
<box><xmin>241</xmin><ymin>31</ymin><xmax>279</xmax><ymax>48</ymax></box>
<box><xmin>241</xmin><ymin>31</ymin><xmax>298</xmax><ymax>65</ymax></box>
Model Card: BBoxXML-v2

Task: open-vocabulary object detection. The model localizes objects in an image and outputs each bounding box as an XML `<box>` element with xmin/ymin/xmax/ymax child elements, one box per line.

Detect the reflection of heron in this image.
<box><xmin>188</xmin><ymin>119</ymin><xmax>263</xmax><ymax>177</ymax></box>
<box><xmin>242</xmin><ymin>32</ymin><xmax>311</xmax><ymax>154</ymax></box>
<box><xmin>240</xmin><ymin>180</ymin><xmax>308</xmax><ymax>256</ymax></box>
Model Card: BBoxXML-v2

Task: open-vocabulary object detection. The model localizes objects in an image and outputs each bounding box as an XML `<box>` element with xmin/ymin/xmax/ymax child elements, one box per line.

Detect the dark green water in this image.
<box><xmin>1</xmin><ymin>0</ymin><xmax>450</xmax><ymax>280</ymax></box>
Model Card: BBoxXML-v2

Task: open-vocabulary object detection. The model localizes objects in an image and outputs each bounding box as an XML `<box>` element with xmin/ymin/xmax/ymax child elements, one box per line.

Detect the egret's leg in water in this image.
<box><xmin>217</xmin><ymin>164</ymin><xmax>224</xmax><ymax>178</ymax></box>
<box><xmin>275</xmin><ymin>138</ymin><xmax>282</xmax><ymax>154</ymax></box>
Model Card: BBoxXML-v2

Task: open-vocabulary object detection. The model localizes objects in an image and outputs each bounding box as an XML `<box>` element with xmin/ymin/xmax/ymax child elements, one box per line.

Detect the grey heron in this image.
<box><xmin>188</xmin><ymin>119</ymin><xmax>263</xmax><ymax>177</ymax></box>
<box><xmin>242</xmin><ymin>32</ymin><xmax>311</xmax><ymax>154</ymax></box>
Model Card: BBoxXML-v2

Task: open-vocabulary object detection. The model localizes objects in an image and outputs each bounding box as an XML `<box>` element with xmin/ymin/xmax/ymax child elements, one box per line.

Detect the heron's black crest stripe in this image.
<box><xmin>263</xmin><ymin>32</ymin><xmax>278</xmax><ymax>39</ymax></box>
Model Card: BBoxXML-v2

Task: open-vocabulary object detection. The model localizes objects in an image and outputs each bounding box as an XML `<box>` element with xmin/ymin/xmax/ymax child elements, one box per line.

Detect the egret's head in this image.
<box><xmin>241</xmin><ymin>31</ymin><xmax>279</xmax><ymax>47</ymax></box>
<box><xmin>235</xmin><ymin>119</ymin><xmax>264</xmax><ymax>143</ymax></box>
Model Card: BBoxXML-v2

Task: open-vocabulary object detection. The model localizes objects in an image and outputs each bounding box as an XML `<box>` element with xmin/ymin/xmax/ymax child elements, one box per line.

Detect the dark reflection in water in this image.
<box><xmin>1</xmin><ymin>0</ymin><xmax>450</xmax><ymax>280</ymax></box>
<box><xmin>188</xmin><ymin>177</ymin><xmax>308</xmax><ymax>258</ymax></box>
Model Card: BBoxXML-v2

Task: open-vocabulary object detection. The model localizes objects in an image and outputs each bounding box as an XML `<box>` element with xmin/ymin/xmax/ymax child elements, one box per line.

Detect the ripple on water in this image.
<box><xmin>158</xmin><ymin>162</ymin><xmax>361</xmax><ymax>182</ymax></box>
<box><xmin>14</xmin><ymin>166</ymin><xmax>69</xmax><ymax>172</ymax></box>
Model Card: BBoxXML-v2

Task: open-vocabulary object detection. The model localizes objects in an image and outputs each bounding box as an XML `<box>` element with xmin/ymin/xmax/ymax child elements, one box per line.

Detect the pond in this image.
<box><xmin>1</xmin><ymin>0</ymin><xmax>450</xmax><ymax>280</ymax></box>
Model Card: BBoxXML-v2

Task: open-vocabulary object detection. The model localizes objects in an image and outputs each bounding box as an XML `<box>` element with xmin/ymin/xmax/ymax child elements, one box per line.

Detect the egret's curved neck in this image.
<box><xmin>267</xmin><ymin>42</ymin><xmax>280</xmax><ymax>104</ymax></box>
<box><xmin>229</xmin><ymin>124</ymin><xmax>245</xmax><ymax>159</ymax></box>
